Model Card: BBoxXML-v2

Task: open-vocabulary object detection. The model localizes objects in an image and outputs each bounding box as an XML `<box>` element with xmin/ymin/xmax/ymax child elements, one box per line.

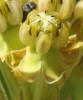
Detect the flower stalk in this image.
<box><xmin>33</xmin><ymin>75</ymin><xmax>48</xmax><ymax>100</ymax></box>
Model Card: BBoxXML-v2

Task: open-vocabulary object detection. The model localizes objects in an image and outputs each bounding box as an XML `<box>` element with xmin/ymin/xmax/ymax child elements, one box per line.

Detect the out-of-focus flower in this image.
<box><xmin>0</xmin><ymin>0</ymin><xmax>29</xmax><ymax>32</ymax></box>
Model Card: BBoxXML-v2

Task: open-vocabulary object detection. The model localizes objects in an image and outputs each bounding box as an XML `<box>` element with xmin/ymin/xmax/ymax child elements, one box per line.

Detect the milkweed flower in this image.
<box><xmin>0</xmin><ymin>0</ymin><xmax>83</xmax><ymax>85</ymax></box>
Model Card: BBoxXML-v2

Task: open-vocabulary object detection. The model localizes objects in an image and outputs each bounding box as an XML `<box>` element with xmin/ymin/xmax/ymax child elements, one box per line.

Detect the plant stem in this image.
<box><xmin>51</xmin><ymin>87</ymin><xmax>60</xmax><ymax>100</ymax></box>
<box><xmin>0</xmin><ymin>61</ymin><xmax>21</xmax><ymax>100</ymax></box>
<box><xmin>47</xmin><ymin>84</ymin><xmax>60</xmax><ymax>100</ymax></box>
<box><xmin>33</xmin><ymin>75</ymin><xmax>48</xmax><ymax>100</ymax></box>
<box><xmin>19</xmin><ymin>80</ymin><xmax>32</xmax><ymax>100</ymax></box>
<box><xmin>0</xmin><ymin>71</ymin><xmax>10</xmax><ymax>100</ymax></box>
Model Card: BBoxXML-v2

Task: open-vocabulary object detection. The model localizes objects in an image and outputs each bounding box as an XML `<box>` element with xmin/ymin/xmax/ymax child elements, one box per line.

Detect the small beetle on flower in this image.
<box><xmin>22</xmin><ymin>1</ymin><xmax>37</xmax><ymax>22</ymax></box>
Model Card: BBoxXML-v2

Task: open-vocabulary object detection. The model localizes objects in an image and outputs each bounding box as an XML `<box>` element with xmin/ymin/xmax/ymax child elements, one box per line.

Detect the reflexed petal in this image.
<box><xmin>5</xmin><ymin>47</ymin><xmax>42</xmax><ymax>82</ymax></box>
<box><xmin>42</xmin><ymin>48</ymin><xmax>65</xmax><ymax>84</ymax></box>
<box><xmin>5</xmin><ymin>49</ymin><xmax>26</xmax><ymax>68</ymax></box>
<box><xmin>17</xmin><ymin>47</ymin><xmax>42</xmax><ymax>82</ymax></box>
<box><xmin>5</xmin><ymin>48</ymin><xmax>26</xmax><ymax>80</ymax></box>
<box><xmin>58</xmin><ymin>40</ymin><xmax>83</xmax><ymax>72</ymax></box>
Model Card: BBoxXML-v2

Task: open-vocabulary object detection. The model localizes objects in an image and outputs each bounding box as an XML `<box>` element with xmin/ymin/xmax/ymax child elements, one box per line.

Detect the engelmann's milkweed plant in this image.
<box><xmin>0</xmin><ymin>0</ymin><xmax>83</xmax><ymax>100</ymax></box>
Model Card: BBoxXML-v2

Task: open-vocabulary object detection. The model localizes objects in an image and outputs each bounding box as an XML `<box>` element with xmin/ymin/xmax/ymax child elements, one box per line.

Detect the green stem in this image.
<box><xmin>0</xmin><ymin>61</ymin><xmax>21</xmax><ymax>100</ymax></box>
<box><xmin>19</xmin><ymin>80</ymin><xmax>32</xmax><ymax>100</ymax></box>
<box><xmin>51</xmin><ymin>87</ymin><xmax>60</xmax><ymax>100</ymax></box>
<box><xmin>0</xmin><ymin>71</ymin><xmax>10</xmax><ymax>100</ymax></box>
<box><xmin>0</xmin><ymin>90</ymin><xmax>6</xmax><ymax>100</ymax></box>
<box><xmin>47</xmin><ymin>84</ymin><xmax>61</xmax><ymax>100</ymax></box>
<box><xmin>33</xmin><ymin>75</ymin><xmax>48</xmax><ymax>100</ymax></box>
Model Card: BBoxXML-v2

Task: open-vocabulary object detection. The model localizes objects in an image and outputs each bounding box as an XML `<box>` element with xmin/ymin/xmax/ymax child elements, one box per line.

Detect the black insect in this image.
<box><xmin>22</xmin><ymin>2</ymin><xmax>37</xmax><ymax>22</ymax></box>
<box><xmin>60</xmin><ymin>0</ymin><xmax>63</xmax><ymax>4</ymax></box>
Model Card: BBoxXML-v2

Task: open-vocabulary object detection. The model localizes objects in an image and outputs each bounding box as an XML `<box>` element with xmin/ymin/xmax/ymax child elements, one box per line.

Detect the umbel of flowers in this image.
<box><xmin>0</xmin><ymin>0</ymin><xmax>83</xmax><ymax>86</ymax></box>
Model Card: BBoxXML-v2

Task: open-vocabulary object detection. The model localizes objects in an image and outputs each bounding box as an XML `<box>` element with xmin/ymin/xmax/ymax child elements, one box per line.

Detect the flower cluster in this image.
<box><xmin>0</xmin><ymin>0</ymin><xmax>83</xmax><ymax>85</ymax></box>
